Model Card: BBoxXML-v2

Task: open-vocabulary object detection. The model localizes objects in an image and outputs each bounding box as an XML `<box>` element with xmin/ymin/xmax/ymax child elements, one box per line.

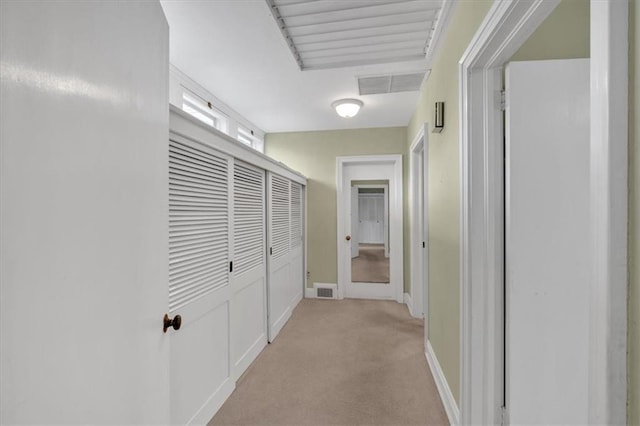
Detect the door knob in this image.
<box><xmin>163</xmin><ymin>314</ymin><xmax>182</xmax><ymax>333</ymax></box>
<box><xmin>346</xmin><ymin>235</ymin><xmax>351</xmax><ymax>241</ymax></box>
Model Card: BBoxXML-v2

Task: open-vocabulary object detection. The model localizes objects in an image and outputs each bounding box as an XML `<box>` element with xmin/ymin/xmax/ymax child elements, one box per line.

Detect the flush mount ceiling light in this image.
<box><xmin>332</xmin><ymin>99</ymin><xmax>363</xmax><ymax>118</ymax></box>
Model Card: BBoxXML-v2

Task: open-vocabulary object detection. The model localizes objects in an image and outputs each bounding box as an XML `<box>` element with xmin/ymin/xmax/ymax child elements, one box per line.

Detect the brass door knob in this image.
<box><xmin>346</xmin><ymin>235</ymin><xmax>351</xmax><ymax>241</ymax></box>
<box><xmin>163</xmin><ymin>314</ymin><xmax>182</xmax><ymax>333</ymax></box>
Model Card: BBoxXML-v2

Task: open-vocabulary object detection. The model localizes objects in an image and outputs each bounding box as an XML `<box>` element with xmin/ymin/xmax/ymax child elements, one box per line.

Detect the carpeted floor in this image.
<box><xmin>351</xmin><ymin>243</ymin><xmax>390</xmax><ymax>283</ymax></box>
<box><xmin>210</xmin><ymin>299</ymin><xmax>448</xmax><ymax>426</ymax></box>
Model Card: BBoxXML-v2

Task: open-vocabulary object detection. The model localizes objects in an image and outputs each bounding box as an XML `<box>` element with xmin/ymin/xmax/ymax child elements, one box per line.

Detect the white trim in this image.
<box><xmin>426</xmin><ymin>340</ymin><xmax>459</xmax><ymax>426</ymax></box>
<box><xmin>336</xmin><ymin>155</ymin><xmax>403</xmax><ymax>303</ymax></box>
<box><xmin>403</xmin><ymin>292</ymin><xmax>421</xmax><ymax>319</ymax></box>
<box><xmin>424</xmin><ymin>0</ymin><xmax>458</xmax><ymax>77</ymax></box>
<box><xmin>458</xmin><ymin>0</ymin><xmax>628</xmax><ymax>424</ymax></box>
<box><xmin>588</xmin><ymin>2</ymin><xmax>628</xmax><ymax>423</ymax></box>
<box><xmin>305</xmin><ymin>288</ymin><xmax>315</xmax><ymax>299</ymax></box>
<box><xmin>459</xmin><ymin>3</ymin><xmax>561</xmax><ymax>423</ymax></box>
<box><xmin>409</xmin><ymin>124</ymin><xmax>429</xmax><ymax>324</ymax></box>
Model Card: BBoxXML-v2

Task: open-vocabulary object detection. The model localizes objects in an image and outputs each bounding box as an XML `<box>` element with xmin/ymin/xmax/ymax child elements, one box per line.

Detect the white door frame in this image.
<box><xmin>355</xmin><ymin>184</ymin><xmax>389</xmax><ymax>257</ymax></box>
<box><xmin>336</xmin><ymin>155</ymin><xmax>403</xmax><ymax>302</ymax></box>
<box><xmin>459</xmin><ymin>1</ymin><xmax>628</xmax><ymax>424</ymax></box>
<box><xmin>410</xmin><ymin>124</ymin><xmax>429</xmax><ymax>320</ymax></box>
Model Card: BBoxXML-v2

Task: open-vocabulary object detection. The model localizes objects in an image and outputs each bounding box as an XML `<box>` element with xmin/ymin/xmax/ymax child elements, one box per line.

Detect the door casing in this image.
<box><xmin>459</xmin><ymin>0</ymin><xmax>628</xmax><ymax>424</ymax></box>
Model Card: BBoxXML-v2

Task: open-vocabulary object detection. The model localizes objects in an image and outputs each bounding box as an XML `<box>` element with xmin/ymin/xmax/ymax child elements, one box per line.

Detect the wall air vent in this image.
<box><xmin>358</xmin><ymin>72</ymin><xmax>425</xmax><ymax>96</ymax></box>
<box><xmin>314</xmin><ymin>283</ymin><xmax>337</xmax><ymax>299</ymax></box>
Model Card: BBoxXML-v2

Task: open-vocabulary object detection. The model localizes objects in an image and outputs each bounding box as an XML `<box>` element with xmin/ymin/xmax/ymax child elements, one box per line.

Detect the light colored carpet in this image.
<box><xmin>351</xmin><ymin>243</ymin><xmax>390</xmax><ymax>283</ymax></box>
<box><xmin>210</xmin><ymin>299</ymin><xmax>448</xmax><ymax>426</ymax></box>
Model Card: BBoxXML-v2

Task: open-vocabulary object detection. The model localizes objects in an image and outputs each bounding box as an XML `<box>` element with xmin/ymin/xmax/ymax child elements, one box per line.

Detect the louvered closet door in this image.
<box><xmin>289</xmin><ymin>181</ymin><xmax>304</xmax><ymax>307</ymax></box>
<box><xmin>267</xmin><ymin>173</ymin><xmax>291</xmax><ymax>341</ymax></box>
<box><xmin>169</xmin><ymin>137</ymin><xmax>234</xmax><ymax>425</ymax></box>
<box><xmin>231</xmin><ymin>160</ymin><xmax>267</xmax><ymax>378</ymax></box>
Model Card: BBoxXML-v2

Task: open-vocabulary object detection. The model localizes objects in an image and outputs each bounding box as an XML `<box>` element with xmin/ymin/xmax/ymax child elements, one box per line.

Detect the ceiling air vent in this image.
<box><xmin>358</xmin><ymin>72</ymin><xmax>425</xmax><ymax>96</ymax></box>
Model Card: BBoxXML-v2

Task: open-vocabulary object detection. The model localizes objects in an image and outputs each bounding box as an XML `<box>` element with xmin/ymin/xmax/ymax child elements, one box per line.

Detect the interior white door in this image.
<box><xmin>505</xmin><ymin>58</ymin><xmax>590</xmax><ymax>425</ymax></box>
<box><xmin>289</xmin><ymin>181</ymin><xmax>304</xmax><ymax>306</ymax></box>
<box><xmin>169</xmin><ymin>138</ymin><xmax>234</xmax><ymax>425</ymax></box>
<box><xmin>351</xmin><ymin>187</ymin><xmax>359</xmax><ymax>258</ymax></box>
<box><xmin>418</xmin><ymin>149</ymin><xmax>427</xmax><ymax>320</ymax></box>
<box><xmin>0</xmin><ymin>2</ymin><xmax>170</xmax><ymax>423</ymax></box>
<box><xmin>231</xmin><ymin>160</ymin><xmax>268</xmax><ymax>379</ymax></box>
<box><xmin>267</xmin><ymin>173</ymin><xmax>292</xmax><ymax>341</ymax></box>
<box><xmin>344</xmin><ymin>165</ymin><xmax>396</xmax><ymax>299</ymax></box>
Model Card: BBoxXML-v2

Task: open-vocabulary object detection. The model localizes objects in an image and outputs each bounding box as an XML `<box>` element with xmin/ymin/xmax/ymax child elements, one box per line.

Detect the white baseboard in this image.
<box><xmin>403</xmin><ymin>292</ymin><xmax>414</xmax><ymax>316</ymax></box>
<box><xmin>404</xmin><ymin>292</ymin><xmax>423</xmax><ymax>318</ymax></box>
<box><xmin>425</xmin><ymin>340</ymin><xmax>460</xmax><ymax>425</ymax></box>
<box><xmin>304</xmin><ymin>287</ymin><xmax>315</xmax><ymax>298</ymax></box>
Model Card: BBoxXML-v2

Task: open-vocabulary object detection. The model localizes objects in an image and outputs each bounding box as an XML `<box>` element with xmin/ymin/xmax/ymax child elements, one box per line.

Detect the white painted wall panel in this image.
<box><xmin>170</xmin><ymin>293</ymin><xmax>233</xmax><ymax>425</ymax></box>
<box><xmin>505</xmin><ymin>59</ymin><xmax>590</xmax><ymax>425</ymax></box>
<box><xmin>0</xmin><ymin>2</ymin><xmax>170</xmax><ymax>423</ymax></box>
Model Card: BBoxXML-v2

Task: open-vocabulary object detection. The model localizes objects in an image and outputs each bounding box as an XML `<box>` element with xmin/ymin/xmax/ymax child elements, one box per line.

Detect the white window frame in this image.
<box><xmin>170</xmin><ymin>65</ymin><xmax>265</xmax><ymax>152</ymax></box>
<box><xmin>237</xmin><ymin>125</ymin><xmax>264</xmax><ymax>153</ymax></box>
<box><xmin>181</xmin><ymin>87</ymin><xmax>229</xmax><ymax>134</ymax></box>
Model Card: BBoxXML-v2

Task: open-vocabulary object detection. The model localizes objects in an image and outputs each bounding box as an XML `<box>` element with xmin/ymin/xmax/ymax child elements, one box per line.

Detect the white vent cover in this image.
<box><xmin>313</xmin><ymin>283</ymin><xmax>337</xmax><ymax>299</ymax></box>
<box><xmin>358</xmin><ymin>72</ymin><xmax>425</xmax><ymax>95</ymax></box>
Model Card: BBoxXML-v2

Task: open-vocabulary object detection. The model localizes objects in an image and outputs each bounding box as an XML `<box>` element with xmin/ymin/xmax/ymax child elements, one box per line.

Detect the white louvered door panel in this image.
<box><xmin>169</xmin><ymin>137</ymin><xmax>234</xmax><ymax>425</ymax></box>
<box><xmin>290</xmin><ymin>182</ymin><xmax>303</xmax><ymax>249</ymax></box>
<box><xmin>270</xmin><ymin>174</ymin><xmax>290</xmax><ymax>259</ymax></box>
<box><xmin>231</xmin><ymin>160</ymin><xmax>268</xmax><ymax>379</ymax></box>
<box><xmin>267</xmin><ymin>173</ymin><xmax>292</xmax><ymax>341</ymax></box>
<box><xmin>289</xmin><ymin>181</ymin><xmax>304</xmax><ymax>310</ymax></box>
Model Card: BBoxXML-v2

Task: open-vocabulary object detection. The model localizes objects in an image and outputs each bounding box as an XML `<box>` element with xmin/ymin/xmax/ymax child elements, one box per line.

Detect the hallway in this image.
<box><xmin>211</xmin><ymin>299</ymin><xmax>447</xmax><ymax>425</ymax></box>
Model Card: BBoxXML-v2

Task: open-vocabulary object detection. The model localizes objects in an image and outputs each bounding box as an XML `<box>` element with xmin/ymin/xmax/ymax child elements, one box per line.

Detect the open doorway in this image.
<box><xmin>350</xmin><ymin>182</ymin><xmax>389</xmax><ymax>284</ymax></box>
<box><xmin>459</xmin><ymin>1</ymin><xmax>628</xmax><ymax>424</ymax></box>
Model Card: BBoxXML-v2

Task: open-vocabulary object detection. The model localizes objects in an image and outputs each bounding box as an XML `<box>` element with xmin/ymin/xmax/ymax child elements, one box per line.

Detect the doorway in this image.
<box><xmin>459</xmin><ymin>1</ymin><xmax>628</xmax><ymax>424</ymax></box>
<box><xmin>336</xmin><ymin>155</ymin><xmax>403</xmax><ymax>302</ymax></box>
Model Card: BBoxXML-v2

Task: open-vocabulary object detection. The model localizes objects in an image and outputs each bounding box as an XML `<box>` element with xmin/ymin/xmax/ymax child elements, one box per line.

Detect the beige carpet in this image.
<box><xmin>210</xmin><ymin>299</ymin><xmax>448</xmax><ymax>426</ymax></box>
<box><xmin>351</xmin><ymin>243</ymin><xmax>390</xmax><ymax>283</ymax></box>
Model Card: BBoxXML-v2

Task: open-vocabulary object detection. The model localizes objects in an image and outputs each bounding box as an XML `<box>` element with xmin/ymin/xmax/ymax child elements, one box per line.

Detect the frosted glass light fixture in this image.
<box><xmin>332</xmin><ymin>98</ymin><xmax>363</xmax><ymax>118</ymax></box>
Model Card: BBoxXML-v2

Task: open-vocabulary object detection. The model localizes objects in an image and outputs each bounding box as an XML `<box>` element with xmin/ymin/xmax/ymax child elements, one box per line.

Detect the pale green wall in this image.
<box><xmin>629</xmin><ymin>1</ymin><xmax>639</xmax><ymax>424</ymax></box>
<box><xmin>406</xmin><ymin>0</ymin><xmax>494</xmax><ymax>405</ymax></box>
<box><xmin>510</xmin><ymin>0</ymin><xmax>590</xmax><ymax>61</ymax></box>
<box><xmin>265</xmin><ymin>127</ymin><xmax>406</xmax><ymax>289</ymax></box>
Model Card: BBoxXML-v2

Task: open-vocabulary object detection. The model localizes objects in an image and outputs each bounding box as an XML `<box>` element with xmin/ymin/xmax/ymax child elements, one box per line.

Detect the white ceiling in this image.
<box><xmin>160</xmin><ymin>0</ymin><xmax>448</xmax><ymax>133</ymax></box>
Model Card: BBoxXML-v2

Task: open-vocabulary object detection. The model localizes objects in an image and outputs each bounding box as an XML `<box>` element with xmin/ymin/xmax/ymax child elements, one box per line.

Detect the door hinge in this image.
<box><xmin>500</xmin><ymin>406</ymin><xmax>508</xmax><ymax>425</ymax></box>
<box><xmin>229</xmin><ymin>261</ymin><xmax>233</xmax><ymax>273</ymax></box>
<box><xmin>500</xmin><ymin>90</ymin><xmax>507</xmax><ymax>111</ymax></box>
<box><xmin>270</xmin><ymin>247</ymin><xmax>273</xmax><ymax>255</ymax></box>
